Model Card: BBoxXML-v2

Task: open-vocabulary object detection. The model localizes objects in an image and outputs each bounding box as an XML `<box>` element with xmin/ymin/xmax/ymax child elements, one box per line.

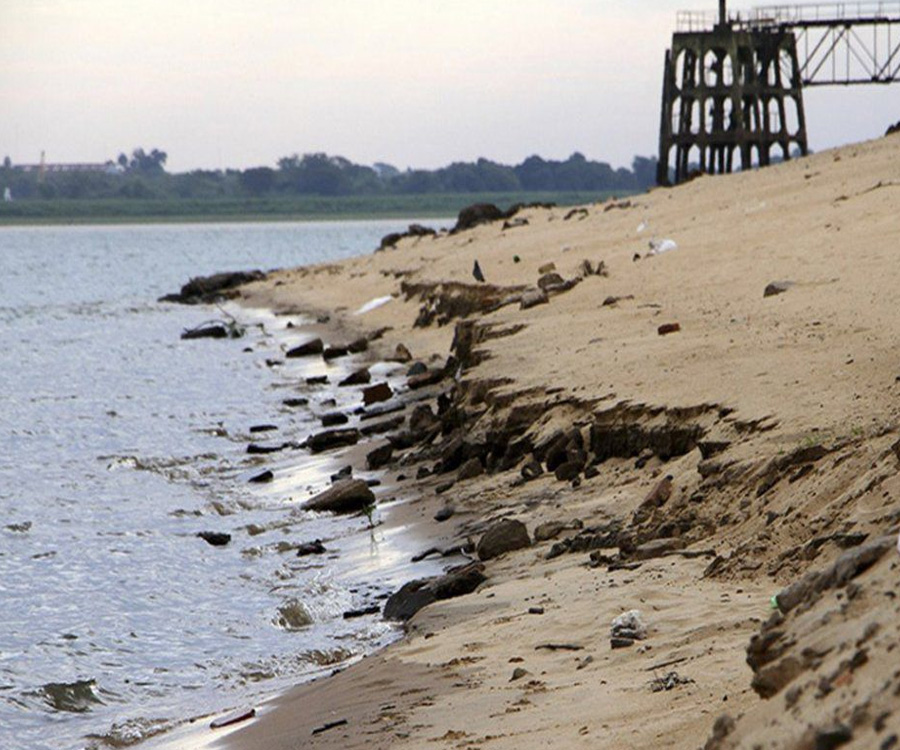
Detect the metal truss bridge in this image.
<box><xmin>677</xmin><ymin>2</ymin><xmax>900</xmax><ymax>86</ymax></box>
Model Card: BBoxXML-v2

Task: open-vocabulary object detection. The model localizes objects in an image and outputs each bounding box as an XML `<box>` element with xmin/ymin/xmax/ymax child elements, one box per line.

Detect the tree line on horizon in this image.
<box><xmin>0</xmin><ymin>148</ymin><xmax>658</xmax><ymax>201</ymax></box>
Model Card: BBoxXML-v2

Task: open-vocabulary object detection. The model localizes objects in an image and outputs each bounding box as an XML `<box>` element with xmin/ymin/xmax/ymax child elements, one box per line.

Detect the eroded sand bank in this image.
<box><xmin>202</xmin><ymin>134</ymin><xmax>900</xmax><ymax>750</ymax></box>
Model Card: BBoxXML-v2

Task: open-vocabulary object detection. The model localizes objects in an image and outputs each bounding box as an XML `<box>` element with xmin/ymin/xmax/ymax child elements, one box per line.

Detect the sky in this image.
<box><xmin>0</xmin><ymin>0</ymin><xmax>896</xmax><ymax>173</ymax></box>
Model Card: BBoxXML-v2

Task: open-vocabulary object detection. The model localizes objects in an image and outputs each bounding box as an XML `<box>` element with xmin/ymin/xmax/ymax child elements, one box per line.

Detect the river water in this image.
<box><xmin>0</xmin><ymin>220</ymin><xmax>447</xmax><ymax>750</ymax></box>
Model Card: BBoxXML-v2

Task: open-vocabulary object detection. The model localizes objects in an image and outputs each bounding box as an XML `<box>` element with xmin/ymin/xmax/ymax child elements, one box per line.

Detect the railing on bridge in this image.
<box><xmin>747</xmin><ymin>2</ymin><xmax>900</xmax><ymax>25</ymax></box>
<box><xmin>675</xmin><ymin>2</ymin><xmax>900</xmax><ymax>84</ymax></box>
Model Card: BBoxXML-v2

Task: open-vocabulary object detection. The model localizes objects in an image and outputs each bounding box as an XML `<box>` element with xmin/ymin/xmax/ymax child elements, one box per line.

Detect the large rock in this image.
<box><xmin>159</xmin><ymin>270</ymin><xmax>265</xmax><ymax>304</ymax></box>
<box><xmin>383</xmin><ymin>563</ymin><xmax>487</xmax><ymax>621</ymax></box>
<box><xmin>366</xmin><ymin>443</ymin><xmax>393</xmax><ymax>470</ymax></box>
<box><xmin>451</xmin><ymin>203</ymin><xmax>505</xmax><ymax>234</ymax></box>
<box><xmin>476</xmin><ymin>519</ymin><xmax>531</xmax><ymax>561</ymax></box>
<box><xmin>362</xmin><ymin>382</ymin><xmax>392</xmax><ymax>405</ymax></box>
<box><xmin>339</xmin><ymin>368</ymin><xmax>371</xmax><ymax>386</ymax></box>
<box><xmin>304</xmin><ymin>479</ymin><xmax>375</xmax><ymax>514</ymax></box>
<box><xmin>306</xmin><ymin>428</ymin><xmax>360</xmax><ymax>453</ymax></box>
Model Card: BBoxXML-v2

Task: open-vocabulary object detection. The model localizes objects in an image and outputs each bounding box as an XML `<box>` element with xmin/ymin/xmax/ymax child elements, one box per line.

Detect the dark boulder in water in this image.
<box><xmin>304</xmin><ymin>479</ymin><xmax>374</xmax><ymax>514</ymax></box>
<box><xmin>159</xmin><ymin>270</ymin><xmax>265</xmax><ymax>305</ymax></box>
<box><xmin>384</xmin><ymin>562</ymin><xmax>487</xmax><ymax>621</ymax></box>
<box><xmin>38</xmin><ymin>679</ymin><xmax>103</xmax><ymax>713</ymax></box>
<box><xmin>197</xmin><ymin>531</ymin><xmax>231</xmax><ymax>546</ymax></box>
<box><xmin>180</xmin><ymin>324</ymin><xmax>229</xmax><ymax>340</ymax></box>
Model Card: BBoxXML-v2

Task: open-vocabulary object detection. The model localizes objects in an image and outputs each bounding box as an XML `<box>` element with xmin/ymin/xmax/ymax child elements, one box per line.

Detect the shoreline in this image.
<box><xmin>151</xmin><ymin>133</ymin><xmax>900</xmax><ymax>749</ymax></box>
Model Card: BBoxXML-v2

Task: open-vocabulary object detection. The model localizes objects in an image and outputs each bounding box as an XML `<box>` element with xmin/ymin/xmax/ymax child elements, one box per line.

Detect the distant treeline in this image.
<box><xmin>0</xmin><ymin>149</ymin><xmax>658</xmax><ymax>202</ymax></box>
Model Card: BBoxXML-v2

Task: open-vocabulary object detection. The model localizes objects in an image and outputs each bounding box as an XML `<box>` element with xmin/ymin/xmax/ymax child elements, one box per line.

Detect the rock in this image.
<box><xmin>296</xmin><ymin>540</ymin><xmax>327</xmax><ymax>556</ymax></box>
<box><xmin>362</xmin><ymin>382</ymin><xmax>392</xmax><ymax>406</ymax></box>
<box><xmin>197</xmin><ymin>531</ymin><xmax>231</xmax><ymax>546</ymax></box>
<box><xmin>611</xmin><ymin>610</ymin><xmax>648</xmax><ymax>640</ymax></box>
<box><xmin>379</xmin><ymin>232</ymin><xmax>404</xmax><ymax>251</ymax></box>
<box><xmin>247</xmin><ymin>442</ymin><xmax>287</xmax><ymax>454</ymax></box>
<box><xmin>632</xmin><ymin>475</ymin><xmax>673</xmax><ymax>524</ymax></box>
<box><xmin>814</xmin><ymin>724</ymin><xmax>853</xmax><ymax>750</ymax></box>
<box><xmin>304</xmin><ymin>479</ymin><xmax>375</xmax><ymax>514</ymax></box>
<box><xmin>306</xmin><ymin>428</ymin><xmax>360</xmax><ymax>453</ymax></box>
<box><xmin>510</xmin><ymin>667</ymin><xmax>530</xmax><ymax>681</ymax></box>
<box><xmin>248</xmin><ymin>470</ymin><xmax>274</xmax><ymax>483</ymax></box>
<box><xmin>521</xmin><ymin>459</ymin><xmax>543</xmax><ymax>481</ymax></box>
<box><xmin>658</xmin><ymin>322</ymin><xmax>681</xmax><ymax>335</ymax></box>
<box><xmin>456</xmin><ymin>457</ymin><xmax>484</xmax><ymax>482</ymax></box>
<box><xmin>408</xmin><ymin>369</ymin><xmax>445</xmax><ymax>389</ymax></box>
<box><xmin>383</xmin><ymin>562</ymin><xmax>487</xmax><ymax>620</ymax></box>
<box><xmin>564</xmin><ymin>207</ymin><xmax>589</xmax><ymax>221</ymax></box>
<box><xmin>180</xmin><ymin>324</ymin><xmax>229</xmax><ymax>340</ymax></box>
<box><xmin>774</xmin><ymin>535</ymin><xmax>894</xmax><ymax>613</ymax></box>
<box><xmin>434</xmin><ymin>506</ymin><xmax>455</xmax><ymax>522</ymax></box>
<box><xmin>632</xmin><ymin>538</ymin><xmax>685</xmax><ymax>560</ymax></box>
<box><xmin>407</xmin><ymin>361</ymin><xmax>427</xmax><ymax>376</ymax></box>
<box><xmin>330</xmin><ymin>465</ymin><xmax>352</xmax><ymax>483</ymax></box>
<box><xmin>249</xmin><ymin>424</ymin><xmax>278</xmax><ymax>433</ymax></box>
<box><xmin>323</xmin><ymin>345</ymin><xmax>349</xmax><ymax>361</ymax></box>
<box><xmin>537</xmin><ymin>272</ymin><xmax>565</xmax><ymax>291</ymax></box>
<box><xmin>275</xmin><ymin>599</ymin><xmax>313</xmax><ymax>630</ymax></box>
<box><xmin>339</xmin><ymin>368</ymin><xmax>370</xmax><ymax>386</ymax></box>
<box><xmin>348</xmin><ymin>337</ymin><xmax>369</xmax><ymax>353</ymax></box>
<box><xmin>392</xmin><ymin>343</ymin><xmax>413</xmax><ymax>363</ymax></box>
<box><xmin>306</xmin><ymin>375</ymin><xmax>328</xmax><ymax>385</ymax></box>
<box><xmin>360</xmin><ymin>415</ymin><xmax>404</xmax><ymax>436</ymax></box>
<box><xmin>554</xmin><ymin>461</ymin><xmax>581</xmax><ymax>482</ymax></box>
<box><xmin>285</xmin><ymin>338</ymin><xmax>324</xmax><ymax>357</ymax></box>
<box><xmin>476</xmin><ymin>519</ymin><xmax>531</xmax><ymax>561</ymax></box>
<box><xmin>534</xmin><ymin>521</ymin><xmax>567</xmax><ymax>542</ymax></box>
<box><xmin>538</xmin><ymin>262</ymin><xmax>557</xmax><ymax>274</ymax></box>
<box><xmin>366</xmin><ymin>443</ymin><xmax>393</xmax><ymax>470</ymax></box>
<box><xmin>435</xmin><ymin>480</ymin><xmax>454</xmax><ymax>494</ymax></box>
<box><xmin>611</xmin><ymin>637</ymin><xmax>636</xmax><ymax>649</ymax></box>
<box><xmin>159</xmin><ymin>270</ymin><xmax>265</xmax><ymax>304</ymax></box>
<box><xmin>886</xmin><ymin>120</ymin><xmax>900</xmax><ymax>136</ymax></box>
<box><xmin>321</xmin><ymin>412</ymin><xmax>349</xmax><ymax>427</ymax></box>
<box><xmin>764</xmin><ymin>280</ymin><xmax>794</xmax><ymax>298</ymax></box>
<box><xmin>282</xmin><ymin>397</ymin><xmax>309</xmax><ymax>408</ymax></box>
<box><xmin>451</xmin><ymin>203</ymin><xmax>504</xmax><ymax>234</ymax></box>
<box><xmin>520</xmin><ymin>289</ymin><xmax>549</xmax><ymax>310</ymax></box>
<box><xmin>342</xmin><ymin>605</ymin><xmax>380</xmax><ymax>619</ymax></box>
<box><xmin>409</xmin><ymin>404</ymin><xmax>440</xmax><ymax>438</ymax></box>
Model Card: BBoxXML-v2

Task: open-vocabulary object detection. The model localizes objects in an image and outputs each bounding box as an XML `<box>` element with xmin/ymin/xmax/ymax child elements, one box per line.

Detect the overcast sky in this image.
<box><xmin>1</xmin><ymin>0</ymin><xmax>896</xmax><ymax>172</ymax></box>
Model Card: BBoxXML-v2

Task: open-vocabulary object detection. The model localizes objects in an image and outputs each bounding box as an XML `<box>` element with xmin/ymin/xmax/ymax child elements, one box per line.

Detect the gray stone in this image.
<box><xmin>764</xmin><ymin>280</ymin><xmax>794</xmax><ymax>298</ymax></box>
<box><xmin>457</xmin><ymin>457</ymin><xmax>484</xmax><ymax>482</ymax></box>
<box><xmin>477</xmin><ymin>519</ymin><xmax>531</xmax><ymax>561</ymax></box>
<box><xmin>304</xmin><ymin>479</ymin><xmax>375</xmax><ymax>515</ymax></box>
<box><xmin>306</xmin><ymin>428</ymin><xmax>360</xmax><ymax>453</ymax></box>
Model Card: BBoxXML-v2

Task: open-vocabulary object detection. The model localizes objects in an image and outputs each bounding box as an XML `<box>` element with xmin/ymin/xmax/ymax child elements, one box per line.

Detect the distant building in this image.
<box><xmin>15</xmin><ymin>162</ymin><xmax>121</xmax><ymax>175</ymax></box>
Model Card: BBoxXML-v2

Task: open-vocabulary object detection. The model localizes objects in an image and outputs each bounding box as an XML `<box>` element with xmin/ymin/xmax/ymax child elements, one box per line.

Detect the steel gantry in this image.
<box><xmin>657</xmin><ymin>2</ymin><xmax>900</xmax><ymax>184</ymax></box>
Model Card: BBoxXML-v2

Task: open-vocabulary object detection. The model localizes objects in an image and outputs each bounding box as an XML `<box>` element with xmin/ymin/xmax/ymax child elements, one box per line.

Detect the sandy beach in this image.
<box><xmin>167</xmin><ymin>132</ymin><xmax>900</xmax><ymax>750</ymax></box>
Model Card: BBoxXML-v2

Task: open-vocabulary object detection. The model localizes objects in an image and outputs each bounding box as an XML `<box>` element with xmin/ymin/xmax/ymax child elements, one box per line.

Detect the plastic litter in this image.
<box><xmin>610</xmin><ymin>609</ymin><xmax>648</xmax><ymax>640</ymax></box>
<box><xmin>354</xmin><ymin>295</ymin><xmax>393</xmax><ymax>315</ymax></box>
<box><xmin>647</xmin><ymin>238</ymin><xmax>678</xmax><ymax>256</ymax></box>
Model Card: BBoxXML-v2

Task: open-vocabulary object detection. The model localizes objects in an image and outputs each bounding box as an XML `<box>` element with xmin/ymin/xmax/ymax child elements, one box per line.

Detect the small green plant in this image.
<box><xmin>361</xmin><ymin>502</ymin><xmax>377</xmax><ymax>530</ymax></box>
